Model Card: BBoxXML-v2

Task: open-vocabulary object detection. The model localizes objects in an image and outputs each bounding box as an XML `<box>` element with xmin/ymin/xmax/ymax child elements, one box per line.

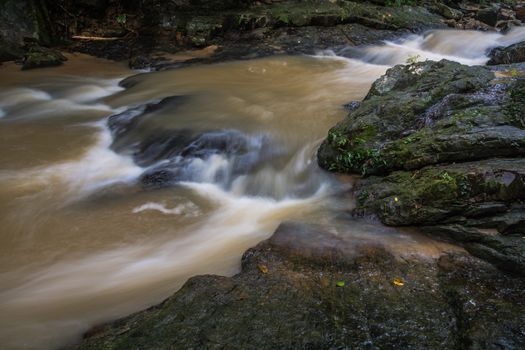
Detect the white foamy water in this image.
<box><xmin>0</xmin><ymin>182</ymin><xmax>327</xmax><ymax>350</ymax></box>
<box><xmin>0</xmin><ymin>88</ymin><xmax>52</xmax><ymax>108</ymax></box>
<box><xmin>132</xmin><ymin>201</ymin><xmax>200</xmax><ymax>216</ymax></box>
<box><xmin>0</xmin><ymin>122</ymin><xmax>143</xmax><ymax>202</ymax></box>
<box><xmin>0</xmin><ymin>77</ymin><xmax>124</xmax><ymax>120</ymax></box>
<box><xmin>354</xmin><ymin>26</ymin><xmax>525</xmax><ymax>66</ymax></box>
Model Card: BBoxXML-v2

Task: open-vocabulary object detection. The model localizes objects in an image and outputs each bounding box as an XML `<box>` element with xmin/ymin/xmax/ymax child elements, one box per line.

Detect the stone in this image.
<box><xmin>476</xmin><ymin>6</ymin><xmax>499</xmax><ymax>27</ymax></box>
<box><xmin>487</xmin><ymin>41</ymin><xmax>525</xmax><ymax>65</ymax></box>
<box><xmin>318</xmin><ymin>59</ymin><xmax>525</xmax><ymax>274</ymax></box>
<box><xmin>21</xmin><ymin>45</ymin><xmax>67</xmax><ymax>70</ymax></box>
<box><xmin>318</xmin><ymin>60</ymin><xmax>524</xmax><ymax>175</ymax></box>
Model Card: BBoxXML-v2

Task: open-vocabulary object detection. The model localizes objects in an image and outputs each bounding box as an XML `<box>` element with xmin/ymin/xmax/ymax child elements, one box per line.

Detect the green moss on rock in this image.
<box><xmin>318</xmin><ymin>60</ymin><xmax>525</xmax><ymax>175</ymax></box>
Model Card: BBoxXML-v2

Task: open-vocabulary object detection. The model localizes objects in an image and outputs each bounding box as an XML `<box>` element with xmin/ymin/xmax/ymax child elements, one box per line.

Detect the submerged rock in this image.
<box><xmin>106</xmin><ymin>97</ymin><xmax>279</xmax><ymax>188</ymax></box>
<box><xmin>487</xmin><ymin>41</ymin><xmax>525</xmax><ymax>65</ymax></box>
<box><xmin>71</xmin><ymin>221</ymin><xmax>525</xmax><ymax>350</ymax></box>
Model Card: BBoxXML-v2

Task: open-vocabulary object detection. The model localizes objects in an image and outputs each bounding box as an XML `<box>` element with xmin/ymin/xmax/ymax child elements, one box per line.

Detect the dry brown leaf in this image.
<box><xmin>258</xmin><ymin>264</ymin><xmax>269</xmax><ymax>274</ymax></box>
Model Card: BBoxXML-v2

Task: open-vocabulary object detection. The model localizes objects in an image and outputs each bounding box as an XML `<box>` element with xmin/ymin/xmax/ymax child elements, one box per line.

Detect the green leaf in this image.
<box><xmin>336</xmin><ymin>281</ymin><xmax>345</xmax><ymax>287</ymax></box>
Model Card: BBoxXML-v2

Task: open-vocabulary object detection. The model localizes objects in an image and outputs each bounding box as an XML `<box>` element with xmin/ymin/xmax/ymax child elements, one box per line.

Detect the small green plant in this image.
<box><xmin>236</xmin><ymin>13</ymin><xmax>249</xmax><ymax>26</ymax></box>
<box><xmin>357</xmin><ymin>189</ymin><xmax>370</xmax><ymax>204</ymax></box>
<box><xmin>339</xmin><ymin>7</ymin><xmax>350</xmax><ymax>20</ymax></box>
<box><xmin>276</xmin><ymin>12</ymin><xmax>290</xmax><ymax>24</ymax></box>
<box><xmin>402</xmin><ymin>134</ymin><xmax>420</xmax><ymax>144</ymax></box>
<box><xmin>328</xmin><ymin>130</ymin><xmax>349</xmax><ymax>148</ymax></box>
<box><xmin>440</xmin><ymin>171</ymin><xmax>454</xmax><ymax>183</ymax></box>
<box><xmin>509</xmin><ymin>68</ymin><xmax>519</xmax><ymax>78</ymax></box>
<box><xmin>116</xmin><ymin>14</ymin><xmax>127</xmax><ymax>25</ymax></box>
<box><xmin>406</xmin><ymin>54</ymin><xmax>420</xmax><ymax>65</ymax></box>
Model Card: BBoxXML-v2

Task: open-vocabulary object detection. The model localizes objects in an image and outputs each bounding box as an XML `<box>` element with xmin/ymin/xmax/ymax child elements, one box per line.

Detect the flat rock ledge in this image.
<box><xmin>72</xmin><ymin>221</ymin><xmax>525</xmax><ymax>350</ymax></box>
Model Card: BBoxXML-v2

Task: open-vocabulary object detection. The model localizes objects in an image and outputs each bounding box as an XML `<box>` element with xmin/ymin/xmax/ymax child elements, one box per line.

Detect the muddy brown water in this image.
<box><xmin>0</xmin><ymin>28</ymin><xmax>524</xmax><ymax>350</ymax></box>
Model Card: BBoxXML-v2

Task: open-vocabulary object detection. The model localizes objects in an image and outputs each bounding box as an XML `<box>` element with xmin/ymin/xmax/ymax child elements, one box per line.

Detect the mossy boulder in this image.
<box><xmin>0</xmin><ymin>0</ymin><xmax>54</xmax><ymax>62</ymax></box>
<box><xmin>22</xmin><ymin>45</ymin><xmax>67</xmax><ymax>70</ymax></box>
<box><xmin>319</xmin><ymin>60</ymin><xmax>525</xmax><ymax>274</ymax></box>
<box><xmin>355</xmin><ymin>159</ymin><xmax>525</xmax><ymax>226</ymax></box>
<box><xmin>354</xmin><ymin>159</ymin><xmax>525</xmax><ymax>274</ymax></box>
<box><xmin>318</xmin><ymin>60</ymin><xmax>525</xmax><ymax>175</ymax></box>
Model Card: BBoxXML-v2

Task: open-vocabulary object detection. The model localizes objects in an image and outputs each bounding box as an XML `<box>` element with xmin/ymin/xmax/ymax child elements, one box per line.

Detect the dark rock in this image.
<box><xmin>487</xmin><ymin>41</ymin><xmax>525</xmax><ymax>65</ymax></box>
<box><xmin>318</xmin><ymin>59</ymin><xmax>525</xmax><ymax>273</ymax></box>
<box><xmin>318</xmin><ymin>60</ymin><xmax>525</xmax><ymax>175</ymax></box>
<box><xmin>0</xmin><ymin>0</ymin><xmax>54</xmax><ymax>62</ymax></box>
<box><xmin>431</xmin><ymin>2</ymin><xmax>463</xmax><ymax>20</ymax></box>
<box><xmin>138</xmin><ymin>129</ymin><xmax>273</xmax><ymax>188</ymax></box>
<box><xmin>71</xmin><ymin>221</ymin><xmax>525</xmax><ymax>350</ymax></box>
<box><xmin>107</xmin><ymin>96</ymin><xmax>189</xmax><ymax>141</ymax></box>
<box><xmin>343</xmin><ymin>101</ymin><xmax>361</xmax><ymax>112</ymax></box>
<box><xmin>106</xmin><ymin>97</ymin><xmax>280</xmax><ymax>189</ymax></box>
<box><xmin>21</xmin><ymin>45</ymin><xmax>67</xmax><ymax>70</ymax></box>
<box><xmin>354</xmin><ymin>158</ymin><xmax>525</xmax><ymax>226</ymax></box>
<box><xmin>514</xmin><ymin>6</ymin><xmax>525</xmax><ymax>22</ymax></box>
<box><xmin>422</xmin><ymin>225</ymin><xmax>525</xmax><ymax>275</ymax></box>
<box><xmin>476</xmin><ymin>6</ymin><xmax>499</xmax><ymax>27</ymax></box>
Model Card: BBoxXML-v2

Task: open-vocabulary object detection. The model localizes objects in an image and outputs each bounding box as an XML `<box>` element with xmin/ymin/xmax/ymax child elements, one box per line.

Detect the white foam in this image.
<box><xmin>132</xmin><ymin>202</ymin><xmax>199</xmax><ymax>216</ymax></box>
<box><xmin>343</xmin><ymin>27</ymin><xmax>525</xmax><ymax>67</ymax></box>
<box><xmin>0</xmin><ymin>88</ymin><xmax>52</xmax><ymax>109</ymax></box>
<box><xmin>1</xmin><ymin>121</ymin><xmax>143</xmax><ymax>201</ymax></box>
<box><xmin>57</xmin><ymin>79</ymin><xmax>125</xmax><ymax>103</ymax></box>
<box><xmin>0</xmin><ymin>181</ymin><xmax>327</xmax><ymax>350</ymax></box>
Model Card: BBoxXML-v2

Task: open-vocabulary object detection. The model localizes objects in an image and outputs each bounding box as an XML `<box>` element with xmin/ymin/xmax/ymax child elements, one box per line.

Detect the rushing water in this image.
<box><xmin>0</xmin><ymin>27</ymin><xmax>524</xmax><ymax>350</ymax></box>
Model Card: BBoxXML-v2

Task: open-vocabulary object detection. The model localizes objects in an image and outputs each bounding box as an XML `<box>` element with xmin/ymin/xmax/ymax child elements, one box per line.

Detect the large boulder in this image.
<box><xmin>318</xmin><ymin>60</ymin><xmax>525</xmax><ymax>175</ymax></box>
<box><xmin>0</xmin><ymin>0</ymin><xmax>53</xmax><ymax>62</ymax></box>
<box><xmin>318</xmin><ymin>60</ymin><xmax>525</xmax><ymax>274</ymax></box>
<box><xmin>21</xmin><ymin>44</ymin><xmax>67</xmax><ymax>70</ymax></box>
<box><xmin>476</xmin><ymin>6</ymin><xmax>500</xmax><ymax>27</ymax></box>
<box><xmin>487</xmin><ymin>41</ymin><xmax>525</xmax><ymax>65</ymax></box>
<box><xmin>354</xmin><ymin>159</ymin><xmax>525</xmax><ymax>274</ymax></box>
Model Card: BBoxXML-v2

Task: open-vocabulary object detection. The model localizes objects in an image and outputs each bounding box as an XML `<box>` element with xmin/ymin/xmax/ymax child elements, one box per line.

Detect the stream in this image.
<box><xmin>0</xmin><ymin>27</ymin><xmax>524</xmax><ymax>350</ymax></box>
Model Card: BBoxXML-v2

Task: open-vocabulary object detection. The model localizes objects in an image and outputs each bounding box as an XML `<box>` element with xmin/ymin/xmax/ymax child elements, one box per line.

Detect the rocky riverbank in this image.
<box><xmin>72</xmin><ymin>221</ymin><xmax>525</xmax><ymax>349</ymax></box>
<box><xmin>2</xmin><ymin>0</ymin><xmax>525</xmax><ymax>70</ymax></box>
<box><xmin>73</xmin><ymin>41</ymin><xmax>525</xmax><ymax>350</ymax></box>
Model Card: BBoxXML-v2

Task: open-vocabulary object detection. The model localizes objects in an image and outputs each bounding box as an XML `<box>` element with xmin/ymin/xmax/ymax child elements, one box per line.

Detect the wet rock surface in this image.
<box><xmin>0</xmin><ymin>0</ymin><xmax>54</xmax><ymax>62</ymax></box>
<box><xmin>21</xmin><ymin>44</ymin><xmax>67</xmax><ymax>70</ymax></box>
<box><xmin>488</xmin><ymin>41</ymin><xmax>525</xmax><ymax>65</ymax></box>
<box><xmin>318</xmin><ymin>60</ymin><xmax>524</xmax><ymax>175</ymax></box>
<box><xmin>3</xmin><ymin>1</ymin><xmax>524</xmax><ymax>69</ymax></box>
<box><xmin>318</xmin><ymin>59</ymin><xmax>525</xmax><ymax>275</ymax></box>
<box><xmin>72</xmin><ymin>221</ymin><xmax>525</xmax><ymax>350</ymax></box>
<box><xmin>46</xmin><ymin>0</ymin><xmax>448</xmax><ymax>69</ymax></box>
<box><xmin>107</xmin><ymin>97</ymin><xmax>280</xmax><ymax>189</ymax></box>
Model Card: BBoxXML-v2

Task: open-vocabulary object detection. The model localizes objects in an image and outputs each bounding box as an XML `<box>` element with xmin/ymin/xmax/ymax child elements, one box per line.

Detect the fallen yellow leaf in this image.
<box><xmin>258</xmin><ymin>264</ymin><xmax>269</xmax><ymax>274</ymax></box>
<box><xmin>393</xmin><ymin>278</ymin><xmax>404</xmax><ymax>286</ymax></box>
